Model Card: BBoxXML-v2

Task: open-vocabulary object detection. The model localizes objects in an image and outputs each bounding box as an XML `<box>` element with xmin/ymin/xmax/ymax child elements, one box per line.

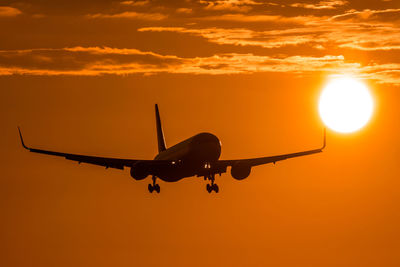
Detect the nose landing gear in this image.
<box><xmin>148</xmin><ymin>175</ymin><xmax>160</xmax><ymax>193</ymax></box>
<box><xmin>205</xmin><ymin>174</ymin><xmax>219</xmax><ymax>193</ymax></box>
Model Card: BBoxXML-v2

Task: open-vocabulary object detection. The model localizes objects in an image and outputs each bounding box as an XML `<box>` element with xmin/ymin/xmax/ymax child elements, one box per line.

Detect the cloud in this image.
<box><xmin>176</xmin><ymin>8</ymin><xmax>193</xmax><ymax>14</ymax></box>
<box><xmin>0</xmin><ymin>47</ymin><xmax>182</xmax><ymax>74</ymax></box>
<box><xmin>0</xmin><ymin>6</ymin><xmax>22</xmax><ymax>17</ymax></box>
<box><xmin>199</xmin><ymin>0</ymin><xmax>261</xmax><ymax>12</ymax></box>
<box><xmin>120</xmin><ymin>0</ymin><xmax>150</xmax><ymax>6</ymax></box>
<box><xmin>199</xmin><ymin>13</ymin><xmax>313</xmax><ymax>23</ymax></box>
<box><xmin>139</xmin><ymin>26</ymin><xmax>323</xmax><ymax>48</ymax></box>
<box><xmin>0</xmin><ymin>46</ymin><xmax>399</xmax><ymax>85</ymax></box>
<box><xmin>139</xmin><ymin>23</ymin><xmax>400</xmax><ymax>51</ymax></box>
<box><xmin>339</xmin><ymin>43</ymin><xmax>400</xmax><ymax>51</ymax></box>
<box><xmin>290</xmin><ymin>1</ymin><xmax>348</xmax><ymax>10</ymax></box>
<box><xmin>139</xmin><ymin>6</ymin><xmax>400</xmax><ymax>52</ymax></box>
<box><xmin>63</xmin><ymin>46</ymin><xmax>180</xmax><ymax>60</ymax></box>
<box><xmin>87</xmin><ymin>11</ymin><xmax>166</xmax><ymax>20</ymax></box>
<box><xmin>331</xmin><ymin>8</ymin><xmax>400</xmax><ymax>21</ymax></box>
<box><xmin>195</xmin><ymin>7</ymin><xmax>399</xmax><ymax>25</ymax></box>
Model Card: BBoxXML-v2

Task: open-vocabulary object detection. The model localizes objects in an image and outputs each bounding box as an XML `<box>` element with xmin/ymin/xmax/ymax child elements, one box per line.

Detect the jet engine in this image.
<box><xmin>130</xmin><ymin>161</ymin><xmax>149</xmax><ymax>180</ymax></box>
<box><xmin>231</xmin><ymin>163</ymin><xmax>251</xmax><ymax>180</ymax></box>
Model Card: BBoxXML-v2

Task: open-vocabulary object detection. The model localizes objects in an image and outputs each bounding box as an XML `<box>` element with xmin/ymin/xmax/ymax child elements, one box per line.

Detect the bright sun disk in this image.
<box><xmin>319</xmin><ymin>77</ymin><xmax>374</xmax><ymax>133</ymax></box>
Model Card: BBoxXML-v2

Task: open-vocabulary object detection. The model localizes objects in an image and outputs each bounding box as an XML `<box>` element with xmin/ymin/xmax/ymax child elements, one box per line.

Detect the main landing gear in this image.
<box><xmin>205</xmin><ymin>174</ymin><xmax>219</xmax><ymax>193</ymax></box>
<box><xmin>148</xmin><ymin>175</ymin><xmax>160</xmax><ymax>193</ymax></box>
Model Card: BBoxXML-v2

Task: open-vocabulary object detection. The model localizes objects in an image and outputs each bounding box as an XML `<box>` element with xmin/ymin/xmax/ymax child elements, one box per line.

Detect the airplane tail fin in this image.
<box><xmin>155</xmin><ymin>104</ymin><xmax>167</xmax><ymax>152</ymax></box>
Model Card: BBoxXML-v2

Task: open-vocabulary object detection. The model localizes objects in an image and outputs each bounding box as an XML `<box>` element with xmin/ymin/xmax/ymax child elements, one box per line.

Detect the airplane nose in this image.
<box><xmin>190</xmin><ymin>133</ymin><xmax>221</xmax><ymax>162</ymax></box>
<box><xmin>206</xmin><ymin>141</ymin><xmax>221</xmax><ymax>160</ymax></box>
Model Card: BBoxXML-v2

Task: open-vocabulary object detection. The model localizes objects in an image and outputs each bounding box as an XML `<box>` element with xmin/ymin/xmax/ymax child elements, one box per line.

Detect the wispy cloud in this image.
<box><xmin>290</xmin><ymin>1</ymin><xmax>348</xmax><ymax>10</ymax></box>
<box><xmin>139</xmin><ymin>7</ymin><xmax>400</xmax><ymax>52</ymax></box>
<box><xmin>139</xmin><ymin>26</ymin><xmax>322</xmax><ymax>48</ymax></box>
<box><xmin>120</xmin><ymin>0</ymin><xmax>150</xmax><ymax>6</ymax></box>
<box><xmin>331</xmin><ymin>8</ymin><xmax>400</xmax><ymax>21</ymax></box>
<box><xmin>200</xmin><ymin>0</ymin><xmax>261</xmax><ymax>12</ymax></box>
<box><xmin>87</xmin><ymin>11</ymin><xmax>166</xmax><ymax>20</ymax></box>
<box><xmin>139</xmin><ymin>22</ymin><xmax>400</xmax><ymax>51</ymax></box>
<box><xmin>0</xmin><ymin>6</ymin><xmax>22</xmax><ymax>17</ymax></box>
<box><xmin>199</xmin><ymin>13</ymin><xmax>314</xmax><ymax>22</ymax></box>
<box><xmin>176</xmin><ymin>8</ymin><xmax>193</xmax><ymax>14</ymax></box>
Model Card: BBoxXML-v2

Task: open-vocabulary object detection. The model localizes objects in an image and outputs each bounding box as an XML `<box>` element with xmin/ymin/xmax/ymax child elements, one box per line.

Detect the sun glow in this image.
<box><xmin>319</xmin><ymin>77</ymin><xmax>374</xmax><ymax>133</ymax></box>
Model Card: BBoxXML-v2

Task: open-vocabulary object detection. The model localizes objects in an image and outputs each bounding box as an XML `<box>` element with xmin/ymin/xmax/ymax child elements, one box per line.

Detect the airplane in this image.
<box><xmin>18</xmin><ymin>104</ymin><xmax>326</xmax><ymax>193</ymax></box>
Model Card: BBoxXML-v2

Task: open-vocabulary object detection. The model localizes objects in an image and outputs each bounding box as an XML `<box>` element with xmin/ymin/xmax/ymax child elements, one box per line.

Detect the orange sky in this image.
<box><xmin>1</xmin><ymin>1</ymin><xmax>400</xmax><ymax>266</ymax></box>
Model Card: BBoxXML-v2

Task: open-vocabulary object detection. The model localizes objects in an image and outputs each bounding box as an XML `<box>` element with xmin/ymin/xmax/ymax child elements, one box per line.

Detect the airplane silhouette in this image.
<box><xmin>18</xmin><ymin>104</ymin><xmax>326</xmax><ymax>193</ymax></box>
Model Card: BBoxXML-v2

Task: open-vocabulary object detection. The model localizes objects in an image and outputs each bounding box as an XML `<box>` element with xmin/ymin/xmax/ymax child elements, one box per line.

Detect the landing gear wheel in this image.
<box><xmin>213</xmin><ymin>184</ymin><xmax>219</xmax><ymax>193</ymax></box>
<box><xmin>206</xmin><ymin>184</ymin><xmax>212</xmax><ymax>193</ymax></box>
<box><xmin>148</xmin><ymin>175</ymin><xmax>161</xmax><ymax>194</ymax></box>
<box><xmin>154</xmin><ymin>184</ymin><xmax>161</xmax><ymax>193</ymax></box>
<box><xmin>148</xmin><ymin>184</ymin><xmax>154</xmax><ymax>193</ymax></box>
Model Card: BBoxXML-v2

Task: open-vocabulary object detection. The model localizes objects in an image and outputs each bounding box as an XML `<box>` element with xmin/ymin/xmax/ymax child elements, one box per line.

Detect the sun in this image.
<box><xmin>319</xmin><ymin>77</ymin><xmax>374</xmax><ymax>133</ymax></box>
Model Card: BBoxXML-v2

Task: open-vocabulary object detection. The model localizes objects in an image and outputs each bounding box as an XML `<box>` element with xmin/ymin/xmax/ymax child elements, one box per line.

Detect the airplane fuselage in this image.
<box><xmin>150</xmin><ymin>132</ymin><xmax>222</xmax><ymax>182</ymax></box>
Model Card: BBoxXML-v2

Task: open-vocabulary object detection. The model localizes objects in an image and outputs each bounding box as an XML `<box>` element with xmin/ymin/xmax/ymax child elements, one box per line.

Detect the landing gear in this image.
<box><xmin>205</xmin><ymin>174</ymin><xmax>219</xmax><ymax>193</ymax></box>
<box><xmin>148</xmin><ymin>175</ymin><xmax>160</xmax><ymax>193</ymax></box>
<box><xmin>206</xmin><ymin>183</ymin><xmax>211</xmax><ymax>193</ymax></box>
<box><xmin>206</xmin><ymin>183</ymin><xmax>219</xmax><ymax>193</ymax></box>
<box><xmin>213</xmin><ymin>184</ymin><xmax>219</xmax><ymax>193</ymax></box>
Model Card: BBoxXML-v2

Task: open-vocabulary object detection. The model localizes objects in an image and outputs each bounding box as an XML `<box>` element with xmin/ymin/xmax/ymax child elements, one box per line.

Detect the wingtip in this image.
<box><xmin>17</xmin><ymin>126</ymin><xmax>29</xmax><ymax>150</ymax></box>
<box><xmin>321</xmin><ymin>127</ymin><xmax>326</xmax><ymax>150</ymax></box>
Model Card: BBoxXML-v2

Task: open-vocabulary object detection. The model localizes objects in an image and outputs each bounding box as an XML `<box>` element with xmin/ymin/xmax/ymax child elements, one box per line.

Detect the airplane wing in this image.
<box><xmin>18</xmin><ymin>127</ymin><xmax>144</xmax><ymax>170</ymax></box>
<box><xmin>218</xmin><ymin>129</ymin><xmax>326</xmax><ymax>168</ymax></box>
